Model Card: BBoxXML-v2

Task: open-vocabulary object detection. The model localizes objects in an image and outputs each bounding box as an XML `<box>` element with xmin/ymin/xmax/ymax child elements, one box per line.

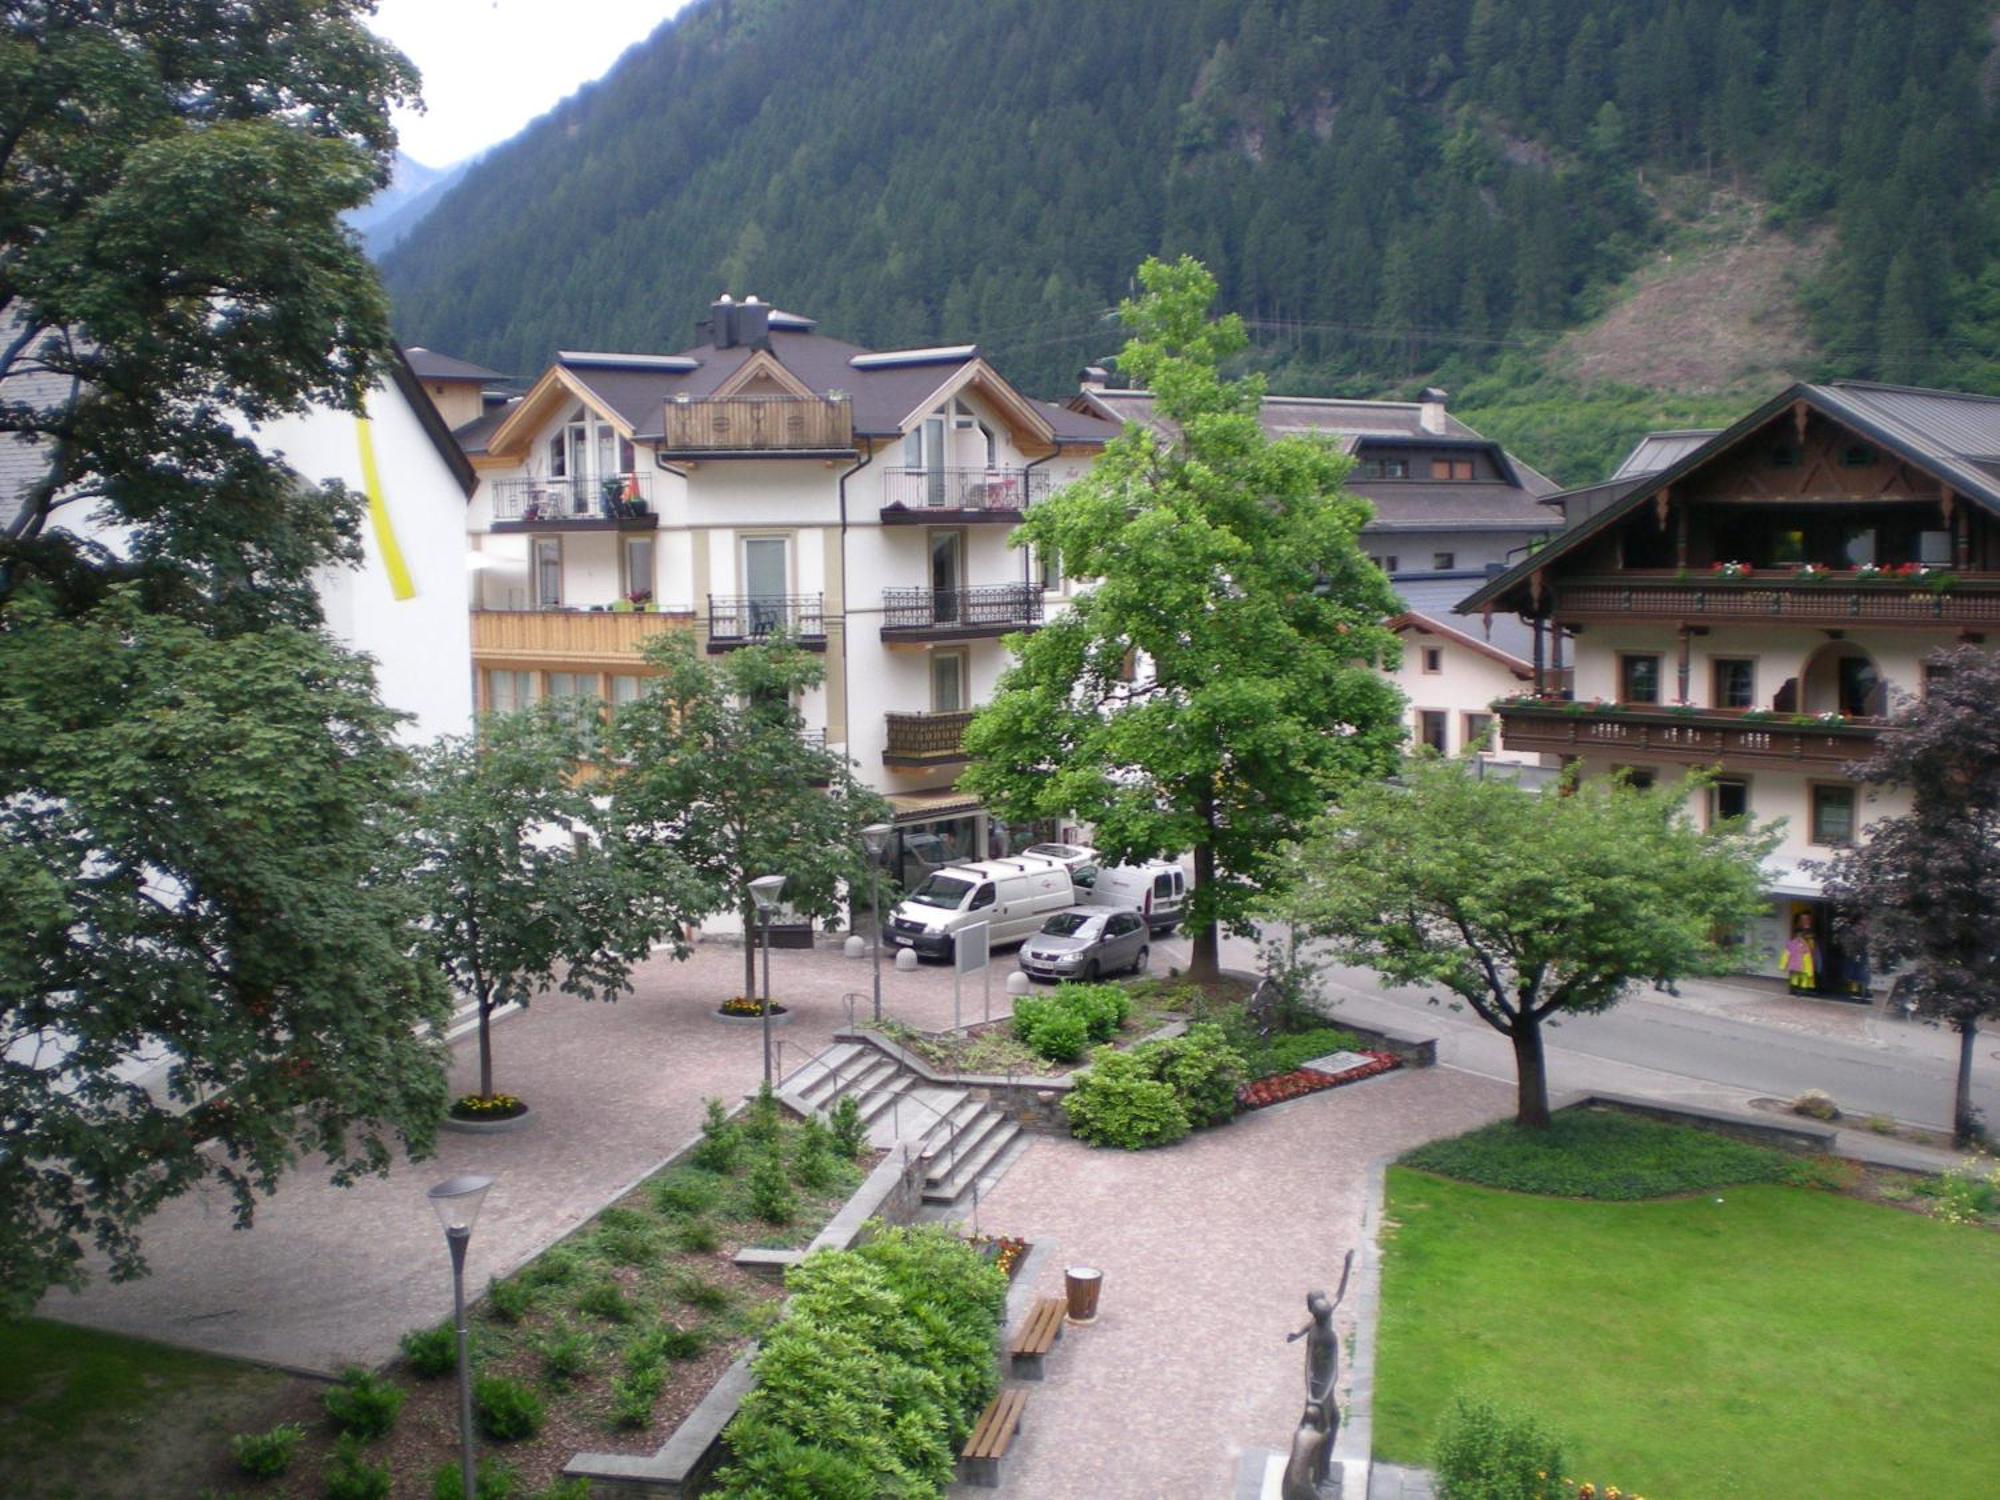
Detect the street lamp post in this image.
<box><xmin>748</xmin><ymin>873</ymin><xmax>787</xmax><ymax>1087</ymax></box>
<box><xmin>862</xmin><ymin>823</ymin><xmax>893</xmax><ymax>1023</ymax></box>
<box><xmin>427</xmin><ymin>1174</ymin><xmax>494</xmax><ymax>1500</ymax></box>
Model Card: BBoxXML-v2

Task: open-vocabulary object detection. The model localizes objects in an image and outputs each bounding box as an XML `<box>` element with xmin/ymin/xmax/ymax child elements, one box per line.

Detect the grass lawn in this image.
<box><xmin>1376</xmin><ymin>1167</ymin><xmax>2000</xmax><ymax>1497</ymax></box>
<box><xmin>0</xmin><ymin>1317</ymin><xmax>290</xmax><ymax>1500</ymax></box>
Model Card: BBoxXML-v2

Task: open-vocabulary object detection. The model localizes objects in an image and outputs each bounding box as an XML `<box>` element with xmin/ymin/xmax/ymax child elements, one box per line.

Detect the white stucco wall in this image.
<box><xmin>1388</xmin><ymin>623</ymin><xmax>1540</xmax><ymax>762</ymax></box>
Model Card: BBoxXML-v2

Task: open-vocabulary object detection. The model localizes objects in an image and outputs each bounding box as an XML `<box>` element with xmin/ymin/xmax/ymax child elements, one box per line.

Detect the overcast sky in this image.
<box><xmin>369</xmin><ymin>0</ymin><xmax>697</xmax><ymax>167</ymax></box>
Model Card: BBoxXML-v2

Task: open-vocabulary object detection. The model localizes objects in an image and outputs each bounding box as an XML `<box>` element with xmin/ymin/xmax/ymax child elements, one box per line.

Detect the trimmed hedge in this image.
<box><xmin>1063</xmin><ymin>1023</ymin><xmax>1247</xmax><ymax>1148</ymax></box>
<box><xmin>1400</xmin><ymin>1109</ymin><xmax>1825</xmax><ymax>1200</ymax></box>
<box><xmin>1012</xmin><ymin>981</ymin><xmax>1130</xmax><ymax>1063</ymax></box>
<box><xmin>710</xmin><ymin>1224</ymin><xmax>1007</xmax><ymax>1498</ymax></box>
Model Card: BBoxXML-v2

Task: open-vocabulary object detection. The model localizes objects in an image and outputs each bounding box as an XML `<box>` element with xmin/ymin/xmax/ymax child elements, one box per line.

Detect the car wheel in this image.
<box><xmin>1131</xmin><ymin>945</ymin><xmax>1149</xmax><ymax>975</ymax></box>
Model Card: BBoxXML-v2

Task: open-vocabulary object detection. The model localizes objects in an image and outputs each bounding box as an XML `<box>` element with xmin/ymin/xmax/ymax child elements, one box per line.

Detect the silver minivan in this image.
<box><xmin>885</xmin><ymin>855</ymin><xmax>1075</xmax><ymax>961</ymax></box>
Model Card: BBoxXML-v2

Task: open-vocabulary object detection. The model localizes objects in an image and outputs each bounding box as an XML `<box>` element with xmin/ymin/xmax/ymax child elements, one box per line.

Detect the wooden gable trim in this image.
<box><xmin>484</xmin><ymin>365</ymin><xmax>634</xmax><ymax>459</ymax></box>
<box><xmin>902</xmin><ymin>359</ymin><xmax>1055</xmax><ymax>448</ymax></box>
<box><xmin>712</xmin><ymin>347</ymin><xmax>818</xmax><ymax>401</ymax></box>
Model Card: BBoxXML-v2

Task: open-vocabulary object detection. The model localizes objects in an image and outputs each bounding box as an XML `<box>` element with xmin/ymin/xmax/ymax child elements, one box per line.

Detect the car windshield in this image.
<box><xmin>909</xmin><ymin>874</ymin><xmax>974</xmax><ymax>909</ymax></box>
<box><xmin>1040</xmin><ymin>912</ymin><xmax>1099</xmax><ymax>937</ymax></box>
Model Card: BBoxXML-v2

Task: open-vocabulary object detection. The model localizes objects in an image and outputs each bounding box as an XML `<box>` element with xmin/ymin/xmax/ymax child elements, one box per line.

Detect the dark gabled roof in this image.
<box><xmin>387</xmin><ymin>346</ymin><xmax>478</xmax><ymax>497</ymax></box>
<box><xmin>451</xmin><ymin>399</ymin><xmax>516</xmax><ymax>457</ymax></box>
<box><xmin>403</xmin><ymin>346</ymin><xmax>510</xmax><ymax>383</ymax></box>
<box><xmin>1456</xmin><ymin>379</ymin><xmax>2000</xmax><ymax>619</ymax></box>
<box><xmin>1353</xmin><ymin>480</ymin><xmax>1557</xmax><ymax>532</ymax></box>
<box><xmin>1039</xmin><ymin>399</ymin><xmax>1121</xmax><ymax>445</ymax></box>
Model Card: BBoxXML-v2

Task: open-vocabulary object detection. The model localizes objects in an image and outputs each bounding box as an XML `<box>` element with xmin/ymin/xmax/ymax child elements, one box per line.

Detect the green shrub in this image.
<box><xmin>709</xmin><ymin>1226</ymin><xmax>1007</xmax><ymax>1498</ymax></box>
<box><xmin>1401</xmin><ymin>1110</ymin><xmax>1813</xmax><ymax>1200</ymax></box>
<box><xmin>672</xmin><ymin>1216</ymin><xmax>721</xmax><ymax>1253</ymax></box>
<box><xmin>231</xmin><ymin>1422</ymin><xmax>304</xmax><ymax>1478</ymax></box>
<box><xmin>323</xmin><ymin>1366</ymin><xmax>406</xmax><ymax>1440</ymax></box>
<box><xmin>653</xmin><ymin>1168</ymin><xmax>723</xmax><ymax>1218</ymax></box>
<box><xmin>521</xmin><ymin>1246</ymin><xmax>580</xmax><ymax>1289</ymax></box>
<box><xmin>575</xmin><ymin>1279</ymin><xmax>634</xmax><ymax>1324</ymax></box>
<box><xmin>671</xmin><ymin>1270</ymin><xmax>732</xmax><ymax>1312</ymax></box>
<box><xmin>323</xmin><ymin>1434</ymin><xmax>392</xmax><ymax>1500</ymax></box>
<box><xmin>530</xmin><ymin>1480</ymin><xmax>592</xmax><ymax>1500</ymax></box>
<box><xmin>535</xmin><ymin>1318</ymin><xmax>594</xmax><ymax>1385</ymax></box>
<box><xmin>625</xmin><ymin>1323</ymin><xmax>705</xmax><ymax>1372</ymax></box>
<box><xmin>430</xmin><ymin>1456</ymin><xmax>515</xmax><ymax>1500</ymax></box>
<box><xmin>1062</xmin><ymin>1048</ymin><xmax>1190</xmax><ymax>1149</ymax></box>
<box><xmin>829</xmin><ymin>1094</ymin><xmax>869</xmax><ymax>1159</ymax></box>
<box><xmin>747</xmin><ymin>1143</ymin><xmax>797</xmax><ymax>1225</ymax></box>
<box><xmin>610</xmin><ymin>1364</ymin><xmax>666</xmax><ymax>1429</ymax></box>
<box><xmin>743</xmin><ymin>1081</ymin><xmax>782</xmax><ymax>1147</ymax></box>
<box><xmin>690</xmin><ymin>1097</ymin><xmax>744</xmax><ymax>1173</ymax></box>
<box><xmin>1011</xmin><ymin>995</ymin><xmax>1091</xmax><ymax>1063</ymax></box>
<box><xmin>473</xmin><ymin>1375</ymin><xmax>545</xmax><ymax>1442</ymax></box>
<box><xmin>485</xmin><ymin>1274</ymin><xmax>535</xmax><ymax>1324</ymax></box>
<box><xmin>596</xmin><ymin>1220</ymin><xmax>661</xmax><ymax>1268</ymax></box>
<box><xmin>1061</xmin><ymin>981</ymin><xmax>1130</xmax><ymax>1042</ymax></box>
<box><xmin>398</xmin><ymin>1324</ymin><xmax>459</xmax><ymax>1379</ymax></box>
<box><xmin>792</xmin><ymin>1112</ymin><xmax>839</xmax><ymax>1190</ymax></box>
<box><xmin>1430</xmin><ymin>1395</ymin><xmax>1564</xmax><ymax>1499</ymax></box>
<box><xmin>1919</xmin><ymin>1159</ymin><xmax>2000</xmax><ymax>1224</ymax></box>
<box><xmin>1244</xmin><ymin>1025</ymin><xmax>1368</xmax><ymax>1079</ymax></box>
<box><xmin>1145</xmin><ymin>1023</ymin><xmax>1246</xmax><ymax>1127</ymax></box>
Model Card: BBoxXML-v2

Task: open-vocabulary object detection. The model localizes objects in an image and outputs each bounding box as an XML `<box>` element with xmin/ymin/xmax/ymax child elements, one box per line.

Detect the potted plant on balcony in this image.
<box><xmin>1794</xmin><ymin>562</ymin><xmax>1831</xmax><ymax>583</ymax></box>
<box><xmin>1712</xmin><ymin>560</ymin><xmax>1753</xmax><ymax>579</ymax></box>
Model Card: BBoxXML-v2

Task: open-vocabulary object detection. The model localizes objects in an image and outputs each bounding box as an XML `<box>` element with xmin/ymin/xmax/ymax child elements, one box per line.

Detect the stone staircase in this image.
<box><xmin>778</xmin><ymin>1039</ymin><xmax>1027</xmax><ymax>1212</ymax></box>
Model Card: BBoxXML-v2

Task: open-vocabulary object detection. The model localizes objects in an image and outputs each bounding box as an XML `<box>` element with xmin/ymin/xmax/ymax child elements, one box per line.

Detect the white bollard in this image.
<box><xmin>843</xmin><ymin>935</ymin><xmax>866</xmax><ymax>959</ymax></box>
<box><xmin>894</xmin><ymin>946</ymin><xmax>919</xmax><ymax>972</ymax></box>
<box><xmin>1005</xmin><ymin>970</ymin><xmax>1031</xmax><ymax>997</ymax></box>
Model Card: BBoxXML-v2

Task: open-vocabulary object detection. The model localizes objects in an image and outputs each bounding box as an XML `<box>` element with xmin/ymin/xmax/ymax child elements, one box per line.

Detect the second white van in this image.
<box><xmin>885</xmin><ymin>855</ymin><xmax>1076</xmax><ymax>961</ymax></box>
<box><xmin>1081</xmin><ymin>859</ymin><xmax>1188</xmax><ymax>934</ymax></box>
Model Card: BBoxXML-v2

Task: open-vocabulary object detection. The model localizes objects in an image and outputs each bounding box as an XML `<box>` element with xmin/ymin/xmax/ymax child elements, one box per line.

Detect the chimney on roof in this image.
<box><xmin>735</xmin><ymin>294</ymin><xmax>771</xmax><ymax>349</ymax></box>
<box><xmin>702</xmin><ymin>293</ymin><xmax>738</xmax><ymax>349</ymax></box>
<box><xmin>1079</xmin><ymin>364</ymin><xmax>1110</xmax><ymax>392</ymax></box>
<box><xmin>1419</xmin><ymin>386</ymin><xmax>1449</xmax><ymax>435</ymax></box>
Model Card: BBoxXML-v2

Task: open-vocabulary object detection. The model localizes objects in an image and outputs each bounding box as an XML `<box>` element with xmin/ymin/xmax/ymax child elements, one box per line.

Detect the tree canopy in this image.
<box><xmin>962</xmin><ymin>256</ymin><xmax>1405</xmax><ymax>982</ymax></box>
<box><xmin>608</xmin><ymin>635</ymin><xmax>890</xmax><ymax>1005</ymax></box>
<box><xmin>0</xmin><ymin>2</ymin><xmax>442</xmax><ymax>1307</ymax></box>
<box><xmin>1267</xmin><ymin>756</ymin><xmax>1776</xmax><ymax>1127</ymax></box>
<box><xmin>1821</xmin><ymin>643</ymin><xmax>2000</xmax><ymax>1147</ymax></box>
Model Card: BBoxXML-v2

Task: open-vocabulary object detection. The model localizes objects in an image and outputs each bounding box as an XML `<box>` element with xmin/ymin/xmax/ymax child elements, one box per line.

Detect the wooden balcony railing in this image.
<box><xmin>880</xmin><ymin>583</ymin><xmax>1043</xmax><ymax>639</ymax></box>
<box><xmin>880</xmin><ymin>467</ymin><xmax>1050</xmax><ymax>520</ymax></box>
<box><xmin>490</xmin><ymin>474</ymin><xmax>654</xmax><ymax>526</ymax></box>
<box><xmin>661</xmin><ymin>394</ymin><xmax>853</xmax><ymax>452</ymax></box>
<box><xmin>1553</xmin><ymin>572</ymin><xmax>2000</xmax><ymax>627</ymax></box>
<box><xmin>706</xmin><ymin>594</ymin><xmax>827</xmax><ymax>649</ymax></box>
<box><xmin>470</xmin><ymin>608</ymin><xmax>694</xmax><ymax>666</ymax></box>
<box><xmin>1495</xmin><ymin>700</ymin><xmax>1886</xmax><ymax>769</ymax></box>
<box><xmin>883</xmin><ymin>709</ymin><xmax>975</xmax><ymax>766</ymax></box>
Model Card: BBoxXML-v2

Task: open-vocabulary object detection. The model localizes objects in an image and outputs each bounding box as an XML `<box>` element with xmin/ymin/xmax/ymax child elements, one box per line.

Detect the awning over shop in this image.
<box><xmin>885</xmin><ymin>788</ymin><xmax>984</xmax><ymax>824</ymax></box>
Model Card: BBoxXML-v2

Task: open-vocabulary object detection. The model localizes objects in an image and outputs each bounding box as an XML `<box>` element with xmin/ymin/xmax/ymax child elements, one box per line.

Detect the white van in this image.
<box><xmin>1082</xmin><ymin>860</ymin><xmax>1188</xmax><ymax>934</ymax></box>
<box><xmin>885</xmin><ymin>855</ymin><xmax>1076</xmax><ymax>961</ymax></box>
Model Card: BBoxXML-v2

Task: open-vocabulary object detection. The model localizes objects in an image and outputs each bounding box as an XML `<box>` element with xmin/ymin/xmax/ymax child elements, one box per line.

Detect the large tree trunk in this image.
<box><xmin>1188</xmin><ymin>789</ymin><xmax>1220</xmax><ymax>984</ymax></box>
<box><xmin>742</xmin><ymin>896</ymin><xmax>759</xmax><ymax>1004</ymax></box>
<box><xmin>1510</xmin><ymin>1014</ymin><xmax>1551</xmax><ymax>1129</ymax></box>
<box><xmin>1954</xmin><ymin>1019</ymin><xmax>1981</xmax><ymax>1148</ymax></box>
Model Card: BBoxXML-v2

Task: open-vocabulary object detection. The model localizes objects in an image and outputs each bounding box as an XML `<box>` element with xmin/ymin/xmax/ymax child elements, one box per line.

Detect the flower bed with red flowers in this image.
<box><xmin>1235</xmin><ymin>1051</ymin><xmax>1401</xmax><ymax>1111</ymax></box>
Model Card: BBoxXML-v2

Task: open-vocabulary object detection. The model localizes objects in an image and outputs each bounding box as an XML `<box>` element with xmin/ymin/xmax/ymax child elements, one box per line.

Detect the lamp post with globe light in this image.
<box><xmin>861</xmin><ymin>823</ymin><xmax>893</xmax><ymax>1023</ymax></box>
<box><xmin>427</xmin><ymin>1174</ymin><xmax>494</xmax><ymax>1500</ymax></box>
<box><xmin>748</xmin><ymin>873</ymin><xmax>787</xmax><ymax>1086</ymax></box>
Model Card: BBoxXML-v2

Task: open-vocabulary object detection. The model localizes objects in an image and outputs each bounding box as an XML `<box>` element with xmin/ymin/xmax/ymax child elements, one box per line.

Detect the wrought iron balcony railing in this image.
<box><xmin>706</xmin><ymin>594</ymin><xmax>827</xmax><ymax>646</ymax></box>
<box><xmin>880</xmin><ymin>583</ymin><xmax>1043</xmax><ymax>636</ymax></box>
<box><xmin>880</xmin><ymin>467</ymin><xmax>1051</xmax><ymax>516</ymax></box>
<box><xmin>490</xmin><ymin>474</ymin><xmax>654</xmax><ymax>525</ymax></box>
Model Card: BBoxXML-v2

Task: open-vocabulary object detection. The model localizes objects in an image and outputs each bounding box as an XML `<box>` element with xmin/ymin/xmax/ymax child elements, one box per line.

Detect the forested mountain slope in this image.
<box><xmin>380</xmin><ymin>0</ymin><xmax>2000</xmax><ymax>484</ymax></box>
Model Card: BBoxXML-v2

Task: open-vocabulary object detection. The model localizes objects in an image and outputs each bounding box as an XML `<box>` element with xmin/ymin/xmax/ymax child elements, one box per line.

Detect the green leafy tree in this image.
<box><xmin>1822</xmin><ymin>644</ymin><xmax>2000</xmax><ymax>1147</ymax></box>
<box><xmin>1266</xmin><ymin>756</ymin><xmax>1776</xmax><ymax>1128</ymax></box>
<box><xmin>403</xmin><ymin>703</ymin><xmax>680</xmax><ymax>1102</ymax></box>
<box><xmin>963</xmin><ymin>256</ymin><xmax>1404</xmax><ymax>982</ymax></box>
<box><xmin>0</xmin><ymin>591</ymin><xmax>450</xmax><ymax>1310</ymax></box>
<box><xmin>608</xmin><ymin>635</ymin><xmax>889</xmax><ymax>1004</ymax></box>
<box><xmin>1</xmin><ymin>0</ymin><xmax>417</xmax><ymax>624</ymax></box>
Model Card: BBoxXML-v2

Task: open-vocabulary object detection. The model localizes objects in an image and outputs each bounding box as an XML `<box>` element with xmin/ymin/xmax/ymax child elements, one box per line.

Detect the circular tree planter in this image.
<box><xmin>713</xmin><ymin>1001</ymin><xmax>792</xmax><ymax>1026</ymax></box>
<box><xmin>442</xmin><ymin>1097</ymin><xmax>534</xmax><ymax>1134</ymax></box>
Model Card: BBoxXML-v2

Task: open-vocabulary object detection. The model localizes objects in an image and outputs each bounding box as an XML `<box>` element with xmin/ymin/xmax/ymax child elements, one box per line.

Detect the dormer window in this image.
<box><xmin>1432</xmin><ymin>457</ymin><xmax>1475</xmax><ymax>480</ymax></box>
<box><xmin>1362</xmin><ymin>458</ymin><xmax>1409</xmax><ymax>479</ymax></box>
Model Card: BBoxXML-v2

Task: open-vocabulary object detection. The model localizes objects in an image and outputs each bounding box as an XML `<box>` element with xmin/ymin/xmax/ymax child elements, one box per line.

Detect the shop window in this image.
<box><xmin>1619</xmin><ymin>654</ymin><xmax>1662</xmax><ymax>705</ymax></box>
<box><xmin>1811</xmin><ymin>784</ymin><xmax>1856</xmax><ymax>846</ymax></box>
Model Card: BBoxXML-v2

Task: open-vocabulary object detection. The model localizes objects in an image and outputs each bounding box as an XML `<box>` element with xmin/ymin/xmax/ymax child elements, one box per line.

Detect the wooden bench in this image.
<box><xmin>1007</xmin><ymin>1295</ymin><xmax>1067</xmax><ymax>1379</ymax></box>
<box><xmin>959</xmin><ymin>1386</ymin><xmax>1029</xmax><ymax>1488</ymax></box>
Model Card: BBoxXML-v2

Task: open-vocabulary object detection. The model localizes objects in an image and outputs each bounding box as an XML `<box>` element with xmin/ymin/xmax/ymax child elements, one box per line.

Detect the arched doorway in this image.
<box><xmin>1800</xmin><ymin>642</ymin><xmax>1885</xmax><ymax>718</ymax></box>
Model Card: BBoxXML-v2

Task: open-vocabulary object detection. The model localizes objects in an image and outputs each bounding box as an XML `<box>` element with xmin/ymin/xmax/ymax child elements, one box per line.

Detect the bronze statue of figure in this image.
<box><xmin>1280</xmin><ymin>1398</ymin><xmax>1335</xmax><ymax>1499</ymax></box>
<box><xmin>1280</xmin><ymin>1251</ymin><xmax>1354</xmax><ymax>1498</ymax></box>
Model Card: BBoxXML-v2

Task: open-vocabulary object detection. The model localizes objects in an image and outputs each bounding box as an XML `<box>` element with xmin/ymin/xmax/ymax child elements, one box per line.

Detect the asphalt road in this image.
<box><xmin>1152</xmin><ymin>926</ymin><xmax>2000</xmax><ymax>1135</ymax></box>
